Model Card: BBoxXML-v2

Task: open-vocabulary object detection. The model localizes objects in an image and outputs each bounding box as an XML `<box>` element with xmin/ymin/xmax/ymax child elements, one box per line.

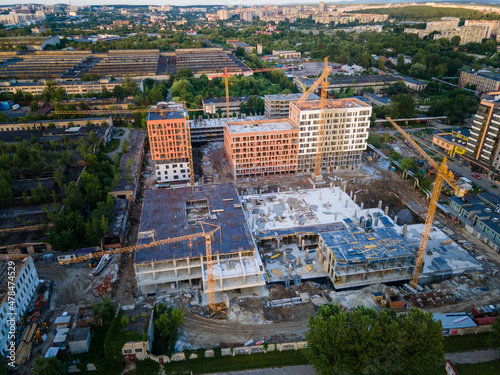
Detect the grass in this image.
<box><xmin>136</xmin><ymin>358</ymin><xmax>161</xmax><ymax>375</ymax></box>
<box><xmin>444</xmin><ymin>333</ymin><xmax>491</xmax><ymax>353</ymax></box>
<box><xmin>101</xmin><ymin>138</ymin><xmax>121</xmax><ymax>153</ymax></box>
<box><xmin>163</xmin><ymin>350</ymin><xmax>309</xmax><ymax>374</ymax></box>
<box><xmin>455</xmin><ymin>360</ymin><xmax>500</xmax><ymax>375</ymax></box>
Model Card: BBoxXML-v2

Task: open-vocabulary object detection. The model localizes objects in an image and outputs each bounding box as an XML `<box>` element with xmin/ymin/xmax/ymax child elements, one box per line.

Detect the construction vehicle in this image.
<box><xmin>385</xmin><ymin>117</ymin><xmax>468</xmax><ymax>289</ymax></box>
<box><xmin>2</xmin><ymin>222</ymin><xmax>224</xmax><ymax>312</ymax></box>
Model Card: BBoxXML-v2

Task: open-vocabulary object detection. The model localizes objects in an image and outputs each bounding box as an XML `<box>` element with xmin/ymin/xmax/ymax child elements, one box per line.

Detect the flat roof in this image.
<box><xmin>265</xmin><ymin>93</ymin><xmax>319</xmax><ymax>101</ymax></box>
<box><xmin>433</xmin><ymin>313</ymin><xmax>477</xmax><ymax>330</ymax></box>
<box><xmin>135</xmin><ymin>183</ymin><xmax>254</xmax><ymax>264</ymax></box>
<box><xmin>147</xmin><ymin>102</ymin><xmax>186</xmax><ymax>121</ymax></box>
<box><xmin>203</xmin><ymin>96</ymin><xmax>248</xmax><ymax>104</ymax></box>
<box><xmin>293</xmin><ymin>98</ymin><xmax>370</xmax><ymax>111</ymax></box>
<box><xmin>320</xmin><ymin>227</ymin><xmax>415</xmax><ymax>264</ymax></box>
<box><xmin>227</xmin><ymin>119</ymin><xmax>296</xmax><ymax>134</ymax></box>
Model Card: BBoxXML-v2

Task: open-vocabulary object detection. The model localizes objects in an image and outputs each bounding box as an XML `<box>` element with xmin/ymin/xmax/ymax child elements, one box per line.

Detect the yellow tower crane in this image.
<box><xmin>0</xmin><ymin>222</ymin><xmax>224</xmax><ymax>312</ymax></box>
<box><xmin>385</xmin><ymin>117</ymin><xmax>467</xmax><ymax>288</ymax></box>
<box><xmin>295</xmin><ymin>57</ymin><xmax>332</xmax><ymax>181</ymax></box>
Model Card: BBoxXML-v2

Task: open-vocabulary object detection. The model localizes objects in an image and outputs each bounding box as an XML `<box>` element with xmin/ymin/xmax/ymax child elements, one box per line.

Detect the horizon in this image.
<box><xmin>2</xmin><ymin>0</ymin><xmax>500</xmax><ymax>8</ymax></box>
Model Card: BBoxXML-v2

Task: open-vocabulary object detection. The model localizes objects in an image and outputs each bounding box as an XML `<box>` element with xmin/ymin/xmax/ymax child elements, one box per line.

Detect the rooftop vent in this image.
<box><xmin>492</xmin><ymin>217</ymin><xmax>499</xmax><ymax>222</ymax></box>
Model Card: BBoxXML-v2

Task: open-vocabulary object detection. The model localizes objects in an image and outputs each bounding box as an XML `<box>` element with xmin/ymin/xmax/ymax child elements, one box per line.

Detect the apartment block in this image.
<box><xmin>1</xmin><ymin>257</ymin><xmax>39</xmax><ymax>356</ymax></box>
<box><xmin>0</xmin><ymin>79</ymin><xmax>121</xmax><ymax>96</ymax></box>
<box><xmin>464</xmin><ymin>19</ymin><xmax>500</xmax><ymax>38</ymax></box>
<box><xmin>459</xmin><ymin>70</ymin><xmax>500</xmax><ymax>93</ymax></box>
<box><xmin>264</xmin><ymin>93</ymin><xmax>319</xmax><ymax>119</ymax></box>
<box><xmin>436</xmin><ymin>25</ymin><xmax>491</xmax><ymax>45</ymax></box>
<box><xmin>289</xmin><ymin>98</ymin><xmax>372</xmax><ymax>173</ymax></box>
<box><xmin>224</xmin><ymin>119</ymin><xmax>299</xmax><ymax>179</ymax></box>
<box><xmin>147</xmin><ymin>102</ymin><xmax>191</xmax><ymax>183</ymax></box>
<box><xmin>466</xmin><ymin>96</ymin><xmax>500</xmax><ymax>169</ymax></box>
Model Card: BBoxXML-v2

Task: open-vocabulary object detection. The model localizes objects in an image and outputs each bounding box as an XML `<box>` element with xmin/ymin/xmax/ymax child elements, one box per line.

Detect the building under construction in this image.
<box><xmin>134</xmin><ymin>183</ymin><xmax>266</xmax><ymax>298</ymax></box>
<box><xmin>243</xmin><ymin>185</ymin><xmax>480</xmax><ymax>289</ymax></box>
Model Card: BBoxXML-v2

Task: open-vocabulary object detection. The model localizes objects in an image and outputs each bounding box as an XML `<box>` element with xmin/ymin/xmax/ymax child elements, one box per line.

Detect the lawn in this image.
<box><xmin>455</xmin><ymin>360</ymin><xmax>500</xmax><ymax>375</ymax></box>
<box><xmin>444</xmin><ymin>333</ymin><xmax>491</xmax><ymax>353</ymax></box>
<box><xmin>163</xmin><ymin>350</ymin><xmax>309</xmax><ymax>374</ymax></box>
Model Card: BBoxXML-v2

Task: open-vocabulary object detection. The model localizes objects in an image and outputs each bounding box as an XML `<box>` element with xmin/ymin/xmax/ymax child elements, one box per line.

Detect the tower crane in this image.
<box><xmin>0</xmin><ymin>222</ymin><xmax>224</xmax><ymax>312</ymax></box>
<box><xmin>295</xmin><ymin>57</ymin><xmax>332</xmax><ymax>181</ymax></box>
<box><xmin>385</xmin><ymin>117</ymin><xmax>467</xmax><ymax>288</ymax></box>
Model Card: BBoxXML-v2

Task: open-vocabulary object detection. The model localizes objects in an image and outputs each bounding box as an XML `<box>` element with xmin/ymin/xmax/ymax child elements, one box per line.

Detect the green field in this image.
<box><xmin>444</xmin><ymin>333</ymin><xmax>491</xmax><ymax>353</ymax></box>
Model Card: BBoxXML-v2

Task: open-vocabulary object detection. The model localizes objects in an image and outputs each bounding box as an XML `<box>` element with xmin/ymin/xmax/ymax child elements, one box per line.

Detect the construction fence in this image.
<box><xmin>124</xmin><ymin>340</ymin><xmax>308</xmax><ymax>364</ymax></box>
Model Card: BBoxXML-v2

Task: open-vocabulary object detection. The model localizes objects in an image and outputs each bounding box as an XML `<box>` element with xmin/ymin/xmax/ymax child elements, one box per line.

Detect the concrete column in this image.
<box><xmin>345</xmin><ymin>199</ymin><xmax>348</xmax><ymax>208</ymax></box>
<box><xmin>296</xmin><ymin>257</ymin><xmax>300</xmax><ymax>267</ymax></box>
<box><xmin>394</xmin><ymin>215</ymin><xmax>398</xmax><ymax>225</ymax></box>
<box><xmin>354</xmin><ymin>209</ymin><xmax>357</xmax><ymax>218</ymax></box>
<box><xmin>343</xmin><ymin>184</ymin><xmax>346</xmax><ymax>192</ymax></box>
<box><xmin>403</xmin><ymin>224</ymin><xmax>408</xmax><ymax>236</ymax></box>
<box><xmin>334</xmin><ymin>212</ymin><xmax>338</xmax><ymax>220</ymax></box>
<box><xmin>361</xmin><ymin>202</ymin><xmax>364</xmax><ymax>210</ymax></box>
<box><xmin>350</xmin><ymin>191</ymin><xmax>353</xmax><ymax>199</ymax></box>
<box><xmin>283</xmin><ymin>251</ymin><xmax>286</xmax><ymax>263</ymax></box>
<box><xmin>354</xmin><ymin>194</ymin><xmax>357</xmax><ymax>204</ymax></box>
<box><xmin>306</xmin><ymin>249</ymin><xmax>309</xmax><ymax>259</ymax></box>
<box><xmin>378</xmin><ymin>200</ymin><xmax>382</xmax><ymax>209</ymax></box>
<box><xmin>385</xmin><ymin>206</ymin><xmax>389</xmax><ymax>215</ymax></box>
<box><xmin>277</xmin><ymin>238</ymin><xmax>281</xmax><ymax>248</ymax></box>
<box><xmin>288</xmin><ymin>263</ymin><xmax>292</xmax><ymax>275</ymax></box>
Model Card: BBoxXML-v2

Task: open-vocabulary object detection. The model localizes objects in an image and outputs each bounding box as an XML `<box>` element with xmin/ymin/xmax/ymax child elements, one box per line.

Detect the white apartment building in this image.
<box><xmin>289</xmin><ymin>98</ymin><xmax>371</xmax><ymax>173</ymax></box>
<box><xmin>0</xmin><ymin>257</ymin><xmax>39</xmax><ymax>357</ymax></box>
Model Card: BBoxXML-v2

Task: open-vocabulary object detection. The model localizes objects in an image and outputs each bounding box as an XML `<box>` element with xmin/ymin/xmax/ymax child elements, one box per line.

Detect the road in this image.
<box><xmin>446</xmin><ymin>349</ymin><xmax>500</xmax><ymax>365</ymax></box>
<box><xmin>206</xmin><ymin>365</ymin><xmax>316</xmax><ymax>375</ymax></box>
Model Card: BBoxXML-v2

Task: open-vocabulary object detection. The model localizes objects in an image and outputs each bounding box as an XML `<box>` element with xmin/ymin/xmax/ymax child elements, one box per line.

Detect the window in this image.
<box><xmin>124</xmin><ymin>349</ymin><xmax>132</xmax><ymax>354</ymax></box>
<box><xmin>135</xmin><ymin>348</ymin><xmax>143</xmax><ymax>353</ymax></box>
<box><xmin>174</xmin><ymin>176</ymin><xmax>179</xmax><ymax>180</ymax></box>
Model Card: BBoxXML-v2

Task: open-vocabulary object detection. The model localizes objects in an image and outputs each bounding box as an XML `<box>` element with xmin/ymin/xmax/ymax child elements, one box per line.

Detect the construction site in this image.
<box><xmin>4</xmin><ymin>57</ymin><xmax>500</xmax><ymax>371</ymax></box>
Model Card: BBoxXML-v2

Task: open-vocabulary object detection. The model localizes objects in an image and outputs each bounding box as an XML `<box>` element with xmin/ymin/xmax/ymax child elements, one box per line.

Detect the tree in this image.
<box><xmin>488</xmin><ymin>317</ymin><xmax>500</xmax><ymax>350</ymax></box>
<box><xmin>92</xmin><ymin>297</ymin><xmax>116</xmax><ymax>323</ymax></box>
<box><xmin>305</xmin><ymin>305</ymin><xmax>444</xmax><ymax>375</ymax></box>
<box><xmin>0</xmin><ymin>179</ymin><xmax>13</xmax><ymax>206</ymax></box>
<box><xmin>390</xmin><ymin>94</ymin><xmax>416</xmax><ymax>119</ymax></box>
<box><xmin>32</xmin><ymin>356</ymin><xmax>67</xmax><ymax>375</ymax></box>
<box><xmin>0</xmin><ymin>356</ymin><xmax>9</xmax><ymax>375</ymax></box>
<box><xmin>450</xmin><ymin>35</ymin><xmax>461</xmax><ymax>47</ymax></box>
<box><xmin>153</xmin><ymin>304</ymin><xmax>184</xmax><ymax>354</ymax></box>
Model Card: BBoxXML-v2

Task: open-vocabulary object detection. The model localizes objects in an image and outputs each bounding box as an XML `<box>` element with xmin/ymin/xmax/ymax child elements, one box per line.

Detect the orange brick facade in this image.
<box><xmin>147</xmin><ymin>117</ymin><xmax>189</xmax><ymax>162</ymax></box>
<box><xmin>224</xmin><ymin>119</ymin><xmax>299</xmax><ymax>179</ymax></box>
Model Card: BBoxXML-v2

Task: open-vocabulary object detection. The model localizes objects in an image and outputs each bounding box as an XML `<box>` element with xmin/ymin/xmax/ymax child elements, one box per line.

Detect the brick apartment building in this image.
<box><xmin>224</xmin><ymin>118</ymin><xmax>299</xmax><ymax>179</ymax></box>
<box><xmin>147</xmin><ymin>102</ymin><xmax>191</xmax><ymax>183</ymax></box>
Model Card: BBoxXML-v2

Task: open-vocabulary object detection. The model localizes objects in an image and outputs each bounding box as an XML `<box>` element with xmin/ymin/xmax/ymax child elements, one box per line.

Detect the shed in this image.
<box><xmin>68</xmin><ymin>327</ymin><xmax>91</xmax><ymax>354</ymax></box>
<box><xmin>54</xmin><ymin>315</ymin><xmax>71</xmax><ymax>328</ymax></box>
<box><xmin>44</xmin><ymin>347</ymin><xmax>60</xmax><ymax>358</ymax></box>
<box><xmin>433</xmin><ymin>312</ymin><xmax>477</xmax><ymax>336</ymax></box>
<box><xmin>53</xmin><ymin>328</ymin><xmax>69</xmax><ymax>347</ymax></box>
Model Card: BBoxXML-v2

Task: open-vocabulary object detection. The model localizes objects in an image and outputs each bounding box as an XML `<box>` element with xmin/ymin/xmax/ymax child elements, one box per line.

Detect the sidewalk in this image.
<box><xmin>446</xmin><ymin>349</ymin><xmax>499</xmax><ymax>365</ymax></box>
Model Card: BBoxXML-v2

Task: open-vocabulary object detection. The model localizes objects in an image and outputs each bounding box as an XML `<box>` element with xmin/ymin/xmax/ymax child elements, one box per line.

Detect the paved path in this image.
<box><xmin>445</xmin><ymin>349</ymin><xmax>499</xmax><ymax>364</ymax></box>
<box><xmin>206</xmin><ymin>365</ymin><xmax>316</xmax><ymax>375</ymax></box>
<box><xmin>107</xmin><ymin>127</ymin><xmax>129</xmax><ymax>160</ymax></box>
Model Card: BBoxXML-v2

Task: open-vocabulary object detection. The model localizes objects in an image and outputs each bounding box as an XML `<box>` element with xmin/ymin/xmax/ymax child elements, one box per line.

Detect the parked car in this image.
<box><xmin>472</xmin><ymin>172</ymin><xmax>481</xmax><ymax>180</ymax></box>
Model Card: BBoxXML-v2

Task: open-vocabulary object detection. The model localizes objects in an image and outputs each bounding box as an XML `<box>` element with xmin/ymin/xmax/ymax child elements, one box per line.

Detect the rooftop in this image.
<box><xmin>476</xmin><ymin>70</ymin><xmax>500</xmax><ymax>81</ymax></box>
<box><xmin>147</xmin><ymin>102</ymin><xmax>186</xmax><ymax>121</ymax></box>
<box><xmin>135</xmin><ymin>183</ymin><xmax>254</xmax><ymax>264</ymax></box>
<box><xmin>265</xmin><ymin>93</ymin><xmax>319</xmax><ymax>101</ymax></box>
<box><xmin>327</xmin><ymin>74</ymin><xmax>403</xmax><ymax>85</ymax></box>
<box><xmin>292</xmin><ymin>98</ymin><xmax>370</xmax><ymax>111</ymax></box>
<box><xmin>433</xmin><ymin>313</ymin><xmax>477</xmax><ymax>330</ymax></box>
<box><xmin>203</xmin><ymin>96</ymin><xmax>248</xmax><ymax>104</ymax></box>
<box><xmin>320</xmin><ymin>227</ymin><xmax>415</xmax><ymax>264</ymax></box>
<box><xmin>227</xmin><ymin>119</ymin><xmax>297</xmax><ymax>134</ymax></box>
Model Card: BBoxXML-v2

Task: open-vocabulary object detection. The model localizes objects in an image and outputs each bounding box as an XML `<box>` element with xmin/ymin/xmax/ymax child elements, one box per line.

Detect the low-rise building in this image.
<box><xmin>448</xmin><ymin>193</ymin><xmax>500</xmax><ymax>251</ymax></box>
<box><xmin>68</xmin><ymin>327</ymin><xmax>91</xmax><ymax>354</ymax></box>
<box><xmin>432</xmin><ymin>129</ymin><xmax>470</xmax><ymax>158</ymax></box>
<box><xmin>327</xmin><ymin>74</ymin><xmax>403</xmax><ymax>94</ymax></box>
<box><xmin>0</xmin><ymin>79</ymin><xmax>122</xmax><ymax>96</ymax></box>
<box><xmin>272</xmin><ymin>50</ymin><xmax>301</xmax><ymax>59</ymax></box>
<box><xmin>459</xmin><ymin>70</ymin><xmax>500</xmax><ymax>93</ymax></box>
<box><xmin>224</xmin><ymin>118</ymin><xmax>299</xmax><ymax>179</ymax></box>
<box><xmin>202</xmin><ymin>96</ymin><xmax>248</xmax><ymax>115</ymax></box>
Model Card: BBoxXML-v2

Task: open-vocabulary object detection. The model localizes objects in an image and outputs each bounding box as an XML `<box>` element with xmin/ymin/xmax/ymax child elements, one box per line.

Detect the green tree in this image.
<box><xmin>390</xmin><ymin>94</ymin><xmax>416</xmax><ymax>119</ymax></box>
<box><xmin>32</xmin><ymin>356</ymin><xmax>67</xmax><ymax>375</ymax></box>
<box><xmin>488</xmin><ymin>317</ymin><xmax>500</xmax><ymax>350</ymax></box>
<box><xmin>305</xmin><ymin>305</ymin><xmax>444</xmax><ymax>375</ymax></box>
<box><xmin>0</xmin><ymin>178</ymin><xmax>13</xmax><ymax>206</ymax></box>
<box><xmin>153</xmin><ymin>304</ymin><xmax>184</xmax><ymax>354</ymax></box>
<box><xmin>92</xmin><ymin>297</ymin><xmax>116</xmax><ymax>323</ymax></box>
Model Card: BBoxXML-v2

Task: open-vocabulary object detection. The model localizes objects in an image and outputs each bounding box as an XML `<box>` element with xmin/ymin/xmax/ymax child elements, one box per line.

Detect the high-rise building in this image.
<box><xmin>466</xmin><ymin>96</ymin><xmax>500</xmax><ymax>169</ymax></box>
<box><xmin>319</xmin><ymin>1</ymin><xmax>326</xmax><ymax>13</ymax></box>
<box><xmin>217</xmin><ymin>8</ymin><xmax>229</xmax><ymax>20</ymax></box>
<box><xmin>289</xmin><ymin>98</ymin><xmax>371</xmax><ymax>173</ymax></box>
<box><xmin>1</xmin><ymin>257</ymin><xmax>39</xmax><ymax>357</ymax></box>
<box><xmin>147</xmin><ymin>102</ymin><xmax>191</xmax><ymax>183</ymax></box>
